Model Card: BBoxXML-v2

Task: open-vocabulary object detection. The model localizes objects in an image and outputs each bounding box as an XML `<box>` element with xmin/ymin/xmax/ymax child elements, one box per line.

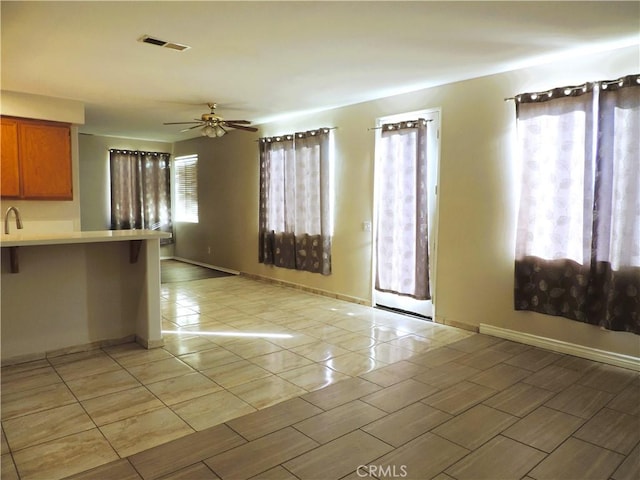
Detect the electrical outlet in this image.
<box><xmin>207</xmin><ymin>246</ymin><xmax>211</xmax><ymax>254</ymax></box>
<box><xmin>362</xmin><ymin>221</ymin><xmax>372</xmax><ymax>232</ymax></box>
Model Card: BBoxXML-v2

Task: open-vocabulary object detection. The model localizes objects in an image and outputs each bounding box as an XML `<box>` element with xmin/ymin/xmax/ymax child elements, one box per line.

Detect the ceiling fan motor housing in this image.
<box><xmin>201</xmin><ymin>113</ymin><xmax>221</xmax><ymax>122</ymax></box>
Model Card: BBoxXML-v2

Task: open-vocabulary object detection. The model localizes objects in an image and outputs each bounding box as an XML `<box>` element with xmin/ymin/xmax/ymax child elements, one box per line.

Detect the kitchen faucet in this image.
<box><xmin>4</xmin><ymin>206</ymin><xmax>24</xmax><ymax>234</ymax></box>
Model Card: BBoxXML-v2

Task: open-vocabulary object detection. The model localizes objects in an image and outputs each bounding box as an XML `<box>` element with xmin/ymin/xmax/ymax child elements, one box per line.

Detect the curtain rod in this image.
<box><xmin>109</xmin><ymin>149</ymin><xmax>170</xmax><ymax>155</ymax></box>
<box><xmin>504</xmin><ymin>83</ymin><xmax>592</xmax><ymax>102</ymax></box>
<box><xmin>256</xmin><ymin>127</ymin><xmax>337</xmax><ymax>142</ymax></box>
<box><xmin>368</xmin><ymin>118</ymin><xmax>433</xmax><ymax>131</ymax></box>
<box><xmin>504</xmin><ymin>74</ymin><xmax>640</xmax><ymax>102</ymax></box>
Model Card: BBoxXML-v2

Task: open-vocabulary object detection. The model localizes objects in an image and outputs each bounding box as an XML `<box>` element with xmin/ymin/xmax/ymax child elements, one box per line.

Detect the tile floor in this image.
<box><xmin>1</xmin><ymin>275</ymin><xmax>638</xmax><ymax>480</ymax></box>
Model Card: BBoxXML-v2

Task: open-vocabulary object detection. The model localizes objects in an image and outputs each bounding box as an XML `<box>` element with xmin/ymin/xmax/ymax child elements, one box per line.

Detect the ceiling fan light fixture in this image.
<box><xmin>202</xmin><ymin>125</ymin><xmax>215</xmax><ymax>137</ymax></box>
<box><xmin>164</xmin><ymin>102</ymin><xmax>255</xmax><ymax>137</ymax></box>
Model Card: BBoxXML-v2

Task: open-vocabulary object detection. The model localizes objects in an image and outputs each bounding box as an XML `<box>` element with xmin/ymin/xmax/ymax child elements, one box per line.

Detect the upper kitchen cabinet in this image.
<box><xmin>0</xmin><ymin>116</ymin><xmax>73</xmax><ymax>200</ymax></box>
<box><xmin>1</xmin><ymin>117</ymin><xmax>20</xmax><ymax>197</ymax></box>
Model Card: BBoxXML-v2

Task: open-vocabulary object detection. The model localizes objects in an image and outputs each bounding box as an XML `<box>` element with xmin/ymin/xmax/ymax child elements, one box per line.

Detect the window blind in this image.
<box><xmin>174</xmin><ymin>154</ymin><xmax>198</xmax><ymax>223</ymax></box>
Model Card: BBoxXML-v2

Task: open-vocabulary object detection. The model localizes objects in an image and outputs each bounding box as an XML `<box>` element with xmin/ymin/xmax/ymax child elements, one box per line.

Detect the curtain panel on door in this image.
<box><xmin>514</xmin><ymin>74</ymin><xmax>640</xmax><ymax>334</ymax></box>
<box><xmin>375</xmin><ymin>119</ymin><xmax>431</xmax><ymax>300</ymax></box>
<box><xmin>258</xmin><ymin>129</ymin><xmax>332</xmax><ymax>275</ymax></box>
<box><xmin>110</xmin><ymin>149</ymin><xmax>173</xmax><ymax>244</ymax></box>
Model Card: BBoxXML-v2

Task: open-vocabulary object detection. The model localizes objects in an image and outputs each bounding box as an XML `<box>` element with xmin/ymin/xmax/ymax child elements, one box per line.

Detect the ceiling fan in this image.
<box><xmin>163</xmin><ymin>103</ymin><xmax>258</xmax><ymax>137</ymax></box>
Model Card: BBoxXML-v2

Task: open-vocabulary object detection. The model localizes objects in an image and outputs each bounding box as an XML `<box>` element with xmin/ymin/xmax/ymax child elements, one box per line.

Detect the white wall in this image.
<box><xmin>1</xmin><ymin>90</ymin><xmax>84</xmax><ymax>124</ymax></box>
<box><xmin>1</xmin><ymin>241</ymin><xmax>149</xmax><ymax>361</ymax></box>
<box><xmin>172</xmin><ymin>45</ymin><xmax>639</xmax><ymax>357</ymax></box>
<box><xmin>172</xmin><ymin>132</ymin><xmax>259</xmax><ymax>267</ymax></box>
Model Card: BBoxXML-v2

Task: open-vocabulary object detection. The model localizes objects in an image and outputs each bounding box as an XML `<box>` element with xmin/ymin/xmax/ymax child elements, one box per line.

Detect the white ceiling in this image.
<box><xmin>2</xmin><ymin>1</ymin><xmax>638</xmax><ymax>142</ymax></box>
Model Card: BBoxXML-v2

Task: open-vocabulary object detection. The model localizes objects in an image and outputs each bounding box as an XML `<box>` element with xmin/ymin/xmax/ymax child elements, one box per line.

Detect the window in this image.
<box><xmin>109</xmin><ymin>149</ymin><xmax>172</xmax><ymax>243</ymax></box>
<box><xmin>174</xmin><ymin>154</ymin><xmax>198</xmax><ymax>223</ymax></box>
<box><xmin>258</xmin><ymin>128</ymin><xmax>333</xmax><ymax>275</ymax></box>
<box><xmin>514</xmin><ymin>74</ymin><xmax>639</xmax><ymax>333</ymax></box>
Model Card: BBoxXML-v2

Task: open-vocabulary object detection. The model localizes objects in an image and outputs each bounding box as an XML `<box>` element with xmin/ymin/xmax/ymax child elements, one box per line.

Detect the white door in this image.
<box><xmin>373</xmin><ymin>109</ymin><xmax>440</xmax><ymax>318</ymax></box>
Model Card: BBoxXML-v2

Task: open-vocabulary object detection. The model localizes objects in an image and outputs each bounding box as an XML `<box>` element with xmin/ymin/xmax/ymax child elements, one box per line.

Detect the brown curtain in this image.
<box><xmin>514</xmin><ymin>74</ymin><xmax>640</xmax><ymax>334</ymax></box>
<box><xmin>110</xmin><ymin>149</ymin><xmax>173</xmax><ymax>244</ymax></box>
<box><xmin>258</xmin><ymin>129</ymin><xmax>332</xmax><ymax>275</ymax></box>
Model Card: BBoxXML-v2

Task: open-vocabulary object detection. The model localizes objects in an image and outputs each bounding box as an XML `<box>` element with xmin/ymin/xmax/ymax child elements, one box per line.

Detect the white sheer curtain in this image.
<box><xmin>259</xmin><ymin>129</ymin><xmax>332</xmax><ymax>275</ymax></box>
<box><xmin>515</xmin><ymin>92</ymin><xmax>594</xmax><ymax>265</ymax></box>
<box><xmin>595</xmin><ymin>83</ymin><xmax>640</xmax><ymax>270</ymax></box>
<box><xmin>264</xmin><ymin>138</ymin><xmax>291</xmax><ymax>234</ymax></box>
<box><xmin>375</xmin><ymin>120</ymin><xmax>430</xmax><ymax>300</ymax></box>
<box><xmin>514</xmin><ymin>74</ymin><xmax>639</xmax><ymax>333</ymax></box>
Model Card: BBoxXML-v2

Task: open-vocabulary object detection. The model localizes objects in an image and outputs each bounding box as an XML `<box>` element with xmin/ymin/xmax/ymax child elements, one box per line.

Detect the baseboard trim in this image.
<box><xmin>170</xmin><ymin>257</ymin><xmax>240</xmax><ymax>275</ymax></box>
<box><xmin>240</xmin><ymin>272</ymin><xmax>370</xmax><ymax>306</ymax></box>
<box><xmin>1</xmin><ymin>335</ymin><xmax>136</xmax><ymax>367</ymax></box>
<box><xmin>435</xmin><ymin>315</ymin><xmax>479</xmax><ymax>333</ymax></box>
<box><xmin>165</xmin><ymin>258</ymin><xmax>370</xmax><ymax>306</ymax></box>
<box><xmin>136</xmin><ymin>336</ymin><xmax>165</xmax><ymax>350</ymax></box>
<box><xmin>479</xmin><ymin>324</ymin><xmax>640</xmax><ymax>372</ymax></box>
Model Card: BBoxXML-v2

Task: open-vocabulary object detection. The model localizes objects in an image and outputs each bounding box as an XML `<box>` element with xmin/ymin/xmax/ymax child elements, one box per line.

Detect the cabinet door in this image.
<box><xmin>1</xmin><ymin>117</ymin><xmax>21</xmax><ymax>197</ymax></box>
<box><xmin>19</xmin><ymin>121</ymin><xmax>73</xmax><ymax>199</ymax></box>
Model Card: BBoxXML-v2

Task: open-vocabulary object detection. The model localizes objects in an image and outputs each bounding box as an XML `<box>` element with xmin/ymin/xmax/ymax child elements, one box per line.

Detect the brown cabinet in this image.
<box><xmin>0</xmin><ymin>116</ymin><xmax>73</xmax><ymax>200</ymax></box>
<box><xmin>1</xmin><ymin>117</ymin><xmax>20</xmax><ymax>197</ymax></box>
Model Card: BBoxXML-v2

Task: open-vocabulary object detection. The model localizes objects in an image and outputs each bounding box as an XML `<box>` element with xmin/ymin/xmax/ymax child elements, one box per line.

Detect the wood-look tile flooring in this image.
<box><xmin>1</xmin><ymin>275</ymin><xmax>638</xmax><ymax>480</ymax></box>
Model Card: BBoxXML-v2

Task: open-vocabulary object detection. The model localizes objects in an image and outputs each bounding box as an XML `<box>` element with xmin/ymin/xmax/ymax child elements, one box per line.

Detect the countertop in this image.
<box><xmin>0</xmin><ymin>229</ymin><xmax>171</xmax><ymax>247</ymax></box>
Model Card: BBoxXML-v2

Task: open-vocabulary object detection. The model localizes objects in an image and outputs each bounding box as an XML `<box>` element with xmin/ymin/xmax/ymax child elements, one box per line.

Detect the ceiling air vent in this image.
<box><xmin>139</xmin><ymin>35</ymin><xmax>190</xmax><ymax>52</ymax></box>
<box><xmin>164</xmin><ymin>42</ymin><xmax>190</xmax><ymax>51</ymax></box>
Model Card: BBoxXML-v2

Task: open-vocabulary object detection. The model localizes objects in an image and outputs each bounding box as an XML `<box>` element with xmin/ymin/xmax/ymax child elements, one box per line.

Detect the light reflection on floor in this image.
<box><xmin>1</xmin><ymin>274</ymin><xmax>476</xmax><ymax>479</ymax></box>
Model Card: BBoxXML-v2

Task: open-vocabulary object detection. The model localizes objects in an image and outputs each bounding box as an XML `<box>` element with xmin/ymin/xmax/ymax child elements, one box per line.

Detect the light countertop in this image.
<box><xmin>0</xmin><ymin>229</ymin><xmax>171</xmax><ymax>247</ymax></box>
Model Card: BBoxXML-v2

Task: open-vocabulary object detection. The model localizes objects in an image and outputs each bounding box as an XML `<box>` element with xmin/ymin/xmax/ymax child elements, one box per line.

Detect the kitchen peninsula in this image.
<box><xmin>0</xmin><ymin>230</ymin><xmax>170</xmax><ymax>363</ymax></box>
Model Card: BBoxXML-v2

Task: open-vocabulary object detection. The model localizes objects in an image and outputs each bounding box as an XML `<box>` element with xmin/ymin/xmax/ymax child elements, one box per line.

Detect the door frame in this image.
<box><xmin>371</xmin><ymin>107</ymin><xmax>442</xmax><ymax>318</ymax></box>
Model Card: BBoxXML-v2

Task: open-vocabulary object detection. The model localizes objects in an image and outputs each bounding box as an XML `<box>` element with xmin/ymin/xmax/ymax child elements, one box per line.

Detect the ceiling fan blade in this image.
<box><xmin>222</xmin><ymin>120</ymin><xmax>251</xmax><ymax>124</ymax></box>
<box><xmin>225</xmin><ymin>123</ymin><xmax>258</xmax><ymax>132</ymax></box>
<box><xmin>164</xmin><ymin>121</ymin><xmax>203</xmax><ymax>125</ymax></box>
<box><xmin>180</xmin><ymin>124</ymin><xmax>205</xmax><ymax>132</ymax></box>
